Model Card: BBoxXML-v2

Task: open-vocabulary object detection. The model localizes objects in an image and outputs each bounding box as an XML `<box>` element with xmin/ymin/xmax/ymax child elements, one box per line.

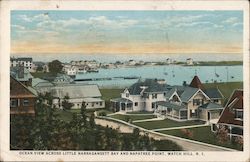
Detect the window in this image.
<box><xmin>23</xmin><ymin>99</ymin><xmax>29</xmax><ymax>106</ymax></box>
<box><xmin>193</xmin><ymin>99</ymin><xmax>204</xmax><ymax>106</ymax></box>
<box><xmin>214</xmin><ymin>99</ymin><xmax>219</xmax><ymax>103</ymax></box>
<box><xmin>152</xmin><ymin>94</ymin><xmax>158</xmax><ymax>99</ymax></box>
<box><xmin>235</xmin><ymin>110</ymin><xmax>243</xmax><ymax>120</ymax></box>
<box><xmin>126</xmin><ymin>93</ymin><xmax>129</xmax><ymax>97</ymax></box>
<box><xmin>100</xmin><ymin>102</ymin><xmax>103</xmax><ymax>106</ymax></box>
<box><xmin>92</xmin><ymin>103</ymin><xmax>95</xmax><ymax>107</ymax></box>
<box><xmin>10</xmin><ymin>99</ymin><xmax>18</xmax><ymax>107</ymax></box>
<box><xmin>134</xmin><ymin>102</ymin><xmax>138</xmax><ymax>106</ymax></box>
<box><xmin>152</xmin><ymin>102</ymin><xmax>156</xmax><ymax>109</ymax></box>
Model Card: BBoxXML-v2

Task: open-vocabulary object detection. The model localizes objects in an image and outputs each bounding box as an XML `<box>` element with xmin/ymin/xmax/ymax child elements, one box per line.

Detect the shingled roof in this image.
<box><xmin>205</xmin><ymin>88</ymin><xmax>224</xmax><ymax>99</ymax></box>
<box><xmin>190</xmin><ymin>75</ymin><xmax>204</xmax><ymax>90</ymax></box>
<box><xmin>127</xmin><ymin>79</ymin><xmax>169</xmax><ymax>95</ymax></box>
<box><xmin>218</xmin><ymin>89</ymin><xmax>243</xmax><ymax>126</ymax></box>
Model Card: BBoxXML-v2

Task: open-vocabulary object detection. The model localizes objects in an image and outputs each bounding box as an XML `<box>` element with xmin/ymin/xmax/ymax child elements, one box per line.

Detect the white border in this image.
<box><xmin>0</xmin><ymin>0</ymin><xmax>249</xmax><ymax>161</ymax></box>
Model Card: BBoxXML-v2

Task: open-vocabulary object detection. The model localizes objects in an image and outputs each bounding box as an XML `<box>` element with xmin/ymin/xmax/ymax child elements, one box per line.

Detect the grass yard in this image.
<box><xmin>109</xmin><ymin>114</ymin><xmax>157</xmax><ymax>122</ymax></box>
<box><xmin>30</xmin><ymin>72</ymin><xmax>56</xmax><ymax>78</ymax></box>
<box><xmin>100</xmin><ymin>88</ymin><xmax>124</xmax><ymax>101</ymax></box>
<box><xmin>126</xmin><ymin>111</ymin><xmax>154</xmax><ymax>115</ymax></box>
<box><xmin>134</xmin><ymin>119</ymin><xmax>205</xmax><ymax>130</ymax></box>
<box><xmin>204</xmin><ymin>82</ymin><xmax>243</xmax><ymax>104</ymax></box>
<box><xmin>159</xmin><ymin>126</ymin><xmax>243</xmax><ymax>151</ymax></box>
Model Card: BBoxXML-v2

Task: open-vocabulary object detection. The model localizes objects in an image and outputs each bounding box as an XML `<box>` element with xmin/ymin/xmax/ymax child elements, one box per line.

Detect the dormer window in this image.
<box><xmin>126</xmin><ymin>93</ymin><xmax>129</xmax><ymax>98</ymax></box>
<box><xmin>193</xmin><ymin>99</ymin><xmax>204</xmax><ymax>106</ymax></box>
<box><xmin>152</xmin><ymin>93</ymin><xmax>157</xmax><ymax>99</ymax></box>
<box><xmin>235</xmin><ymin>109</ymin><xmax>243</xmax><ymax>120</ymax></box>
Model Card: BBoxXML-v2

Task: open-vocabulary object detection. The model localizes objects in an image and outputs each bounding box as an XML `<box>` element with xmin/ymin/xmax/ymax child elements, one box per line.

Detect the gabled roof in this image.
<box><xmin>51</xmin><ymin>84</ymin><xmax>102</xmax><ymax>99</ymax></box>
<box><xmin>127</xmin><ymin>79</ymin><xmax>169</xmax><ymax>95</ymax></box>
<box><xmin>205</xmin><ymin>88</ymin><xmax>224</xmax><ymax>99</ymax></box>
<box><xmin>190</xmin><ymin>75</ymin><xmax>204</xmax><ymax>90</ymax></box>
<box><xmin>10</xmin><ymin>75</ymin><xmax>37</xmax><ymax>97</ymax></box>
<box><xmin>32</xmin><ymin>78</ymin><xmax>54</xmax><ymax>87</ymax></box>
<box><xmin>10</xmin><ymin>66</ymin><xmax>33</xmax><ymax>81</ymax></box>
<box><xmin>218</xmin><ymin>89</ymin><xmax>243</xmax><ymax>126</ymax></box>
<box><xmin>179</xmin><ymin>87</ymin><xmax>199</xmax><ymax>102</ymax></box>
<box><xmin>199</xmin><ymin>102</ymin><xmax>223</xmax><ymax>109</ymax></box>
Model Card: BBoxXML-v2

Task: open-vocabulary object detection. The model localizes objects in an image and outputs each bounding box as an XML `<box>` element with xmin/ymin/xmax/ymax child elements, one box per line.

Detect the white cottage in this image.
<box><xmin>111</xmin><ymin>76</ymin><xmax>224</xmax><ymax>122</ymax></box>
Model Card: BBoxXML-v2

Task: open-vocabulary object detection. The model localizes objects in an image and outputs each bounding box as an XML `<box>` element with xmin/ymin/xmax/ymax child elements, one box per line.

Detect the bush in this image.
<box><xmin>216</xmin><ymin>126</ymin><xmax>229</xmax><ymax>144</ymax></box>
<box><xmin>99</xmin><ymin>112</ymin><xmax>107</xmax><ymax>116</ymax></box>
<box><xmin>125</xmin><ymin>116</ymin><xmax>131</xmax><ymax>123</ymax></box>
<box><xmin>181</xmin><ymin>129</ymin><xmax>193</xmax><ymax>138</ymax></box>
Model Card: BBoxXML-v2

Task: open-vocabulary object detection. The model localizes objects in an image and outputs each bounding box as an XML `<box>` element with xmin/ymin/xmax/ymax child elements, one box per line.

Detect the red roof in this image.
<box><xmin>218</xmin><ymin>90</ymin><xmax>243</xmax><ymax>126</ymax></box>
<box><xmin>190</xmin><ymin>75</ymin><xmax>204</xmax><ymax>90</ymax></box>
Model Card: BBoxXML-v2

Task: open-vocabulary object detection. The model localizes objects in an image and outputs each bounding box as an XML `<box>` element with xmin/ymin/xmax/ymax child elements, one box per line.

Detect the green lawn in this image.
<box><xmin>134</xmin><ymin>119</ymin><xmax>205</xmax><ymax>130</ymax></box>
<box><xmin>204</xmin><ymin>82</ymin><xmax>243</xmax><ymax>104</ymax></box>
<box><xmin>126</xmin><ymin>111</ymin><xmax>154</xmax><ymax>114</ymax></box>
<box><xmin>159</xmin><ymin>126</ymin><xmax>243</xmax><ymax>151</ymax></box>
<box><xmin>109</xmin><ymin>114</ymin><xmax>156</xmax><ymax>122</ymax></box>
<box><xmin>100</xmin><ymin>88</ymin><xmax>124</xmax><ymax>101</ymax></box>
<box><xmin>30</xmin><ymin>72</ymin><xmax>56</xmax><ymax>78</ymax></box>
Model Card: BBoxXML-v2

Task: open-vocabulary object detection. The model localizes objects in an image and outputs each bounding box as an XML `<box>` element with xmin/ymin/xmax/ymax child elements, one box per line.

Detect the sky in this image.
<box><xmin>11</xmin><ymin>10</ymin><xmax>243</xmax><ymax>56</ymax></box>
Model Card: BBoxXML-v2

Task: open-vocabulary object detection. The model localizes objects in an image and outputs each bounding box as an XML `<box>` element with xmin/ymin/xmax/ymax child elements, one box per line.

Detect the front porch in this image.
<box><xmin>155</xmin><ymin>101</ymin><xmax>188</xmax><ymax>121</ymax></box>
<box><xmin>110</xmin><ymin>98</ymin><xmax>133</xmax><ymax>112</ymax></box>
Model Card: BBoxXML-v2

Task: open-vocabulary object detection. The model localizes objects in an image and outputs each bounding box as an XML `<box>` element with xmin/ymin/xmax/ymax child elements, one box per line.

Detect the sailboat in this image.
<box><xmin>172</xmin><ymin>66</ymin><xmax>175</xmax><ymax>77</ymax></box>
<box><xmin>215</xmin><ymin>67</ymin><xmax>220</xmax><ymax>78</ymax></box>
<box><xmin>163</xmin><ymin>67</ymin><xmax>168</xmax><ymax>75</ymax></box>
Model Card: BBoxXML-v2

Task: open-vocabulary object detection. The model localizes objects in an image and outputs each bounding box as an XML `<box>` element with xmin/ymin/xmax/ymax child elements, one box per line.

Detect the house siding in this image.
<box><xmin>10</xmin><ymin>77</ymin><xmax>36</xmax><ymax>116</ymax></box>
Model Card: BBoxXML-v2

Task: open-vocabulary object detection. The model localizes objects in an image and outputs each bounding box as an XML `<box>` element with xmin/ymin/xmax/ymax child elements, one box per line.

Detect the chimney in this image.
<box><xmin>183</xmin><ymin>81</ymin><xmax>187</xmax><ymax>86</ymax></box>
<box><xmin>18</xmin><ymin>65</ymin><xmax>24</xmax><ymax>78</ymax></box>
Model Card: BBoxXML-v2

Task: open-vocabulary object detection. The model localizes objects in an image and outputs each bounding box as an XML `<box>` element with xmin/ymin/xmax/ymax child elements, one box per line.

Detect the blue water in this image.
<box><xmin>75</xmin><ymin>65</ymin><xmax>243</xmax><ymax>88</ymax></box>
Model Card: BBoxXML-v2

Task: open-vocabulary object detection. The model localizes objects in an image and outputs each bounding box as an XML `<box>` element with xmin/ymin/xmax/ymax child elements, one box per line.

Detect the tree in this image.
<box><xmin>89</xmin><ymin>113</ymin><xmax>96</xmax><ymax>129</ymax></box>
<box><xmin>62</xmin><ymin>95</ymin><xmax>74</xmax><ymax>110</ymax></box>
<box><xmin>36</xmin><ymin>66</ymin><xmax>43</xmax><ymax>72</ymax></box>
<box><xmin>48</xmin><ymin>60</ymin><xmax>63</xmax><ymax>75</ymax></box>
<box><xmin>80</xmin><ymin>101</ymin><xmax>87</xmax><ymax>125</ymax></box>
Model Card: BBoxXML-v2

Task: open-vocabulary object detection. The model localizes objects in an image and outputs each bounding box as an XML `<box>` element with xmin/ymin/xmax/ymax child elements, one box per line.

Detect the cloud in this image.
<box><xmin>11</xmin><ymin>24</ymin><xmax>25</xmax><ymax>30</ymax></box>
<box><xmin>19</xmin><ymin>14</ymin><xmax>49</xmax><ymax>22</ymax></box>
<box><xmin>222</xmin><ymin>17</ymin><xmax>239</xmax><ymax>24</ymax></box>
<box><xmin>232</xmin><ymin>22</ymin><xmax>243</xmax><ymax>27</ymax></box>
<box><xmin>175</xmin><ymin>21</ymin><xmax>214</xmax><ymax>28</ymax></box>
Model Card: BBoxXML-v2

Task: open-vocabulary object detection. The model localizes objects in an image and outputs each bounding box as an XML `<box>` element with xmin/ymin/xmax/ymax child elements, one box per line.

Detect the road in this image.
<box><xmin>95</xmin><ymin>118</ymin><xmax>235</xmax><ymax>151</ymax></box>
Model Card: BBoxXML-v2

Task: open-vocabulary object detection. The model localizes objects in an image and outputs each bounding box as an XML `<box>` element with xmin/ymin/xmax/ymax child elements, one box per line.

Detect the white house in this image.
<box><xmin>65</xmin><ymin>66</ymin><xmax>79</xmax><ymax>76</ymax></box>
<box><xmin>186</xmin><ymin>58</ymin><xmax>194</xmax><ymax>65</ymax></box>
<box><xmin>10</xmin><ymin>57</ymin><xmax>33</xmax><ymax>71</ymax></box>
<box><xmin>111</xmin><ymin>76</ymin><xmax>224</xmax><ymax>122</ymax></box>
<box><xmin>50</xmin><ymin>84</ymin><xmax>105</xmax><ymax>109</ymax></box>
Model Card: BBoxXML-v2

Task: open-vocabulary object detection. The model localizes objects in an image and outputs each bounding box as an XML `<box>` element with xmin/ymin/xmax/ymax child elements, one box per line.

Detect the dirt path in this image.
<box><xmin>95</xmin><ymin>118</ymin><xmax>235</xmax><ymax>151</ymax></box>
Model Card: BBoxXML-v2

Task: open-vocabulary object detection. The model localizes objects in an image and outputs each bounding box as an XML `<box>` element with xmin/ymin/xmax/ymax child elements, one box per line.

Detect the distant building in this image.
<box><xmin>51</xmin><ymin>84</ymin><xmax>105</xmax><ymax>109</ymax></box>
<box><xmin>166</xmin><ymin>58</ymin><xmax>172</xmax><ymax>64</ymax></box>
<box><xmin>10</xmin><ymin>66</ymin><xmax>33</xmax><ymax>86</ymax></box>
<box><xmin>53</xmin><ymin>74</ymin><xmax>74</xmax><ymax>84</ymax></box>
<box><xmin>65</xmin><ymin>66</ymin><xmax>79</xmax><ymax>76</ymax></box>
<box><xmin>10</xmin><ymin>57</ymin><xmax>33</xmax><ymax>71</ymax></box>
<box><xmin>186</xmin><ymin>58</ymin><xmax>194</xmax><ymax>65</ymax></box>
<box><xmin>211</xmin><ymin>89</ymin><xmax>243</xmax><ymax>140</ymax></box>
<box><xmin>10</xmin><ymin>75</ymin><xmax>37</xmax><ymax>116</ymax></box>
